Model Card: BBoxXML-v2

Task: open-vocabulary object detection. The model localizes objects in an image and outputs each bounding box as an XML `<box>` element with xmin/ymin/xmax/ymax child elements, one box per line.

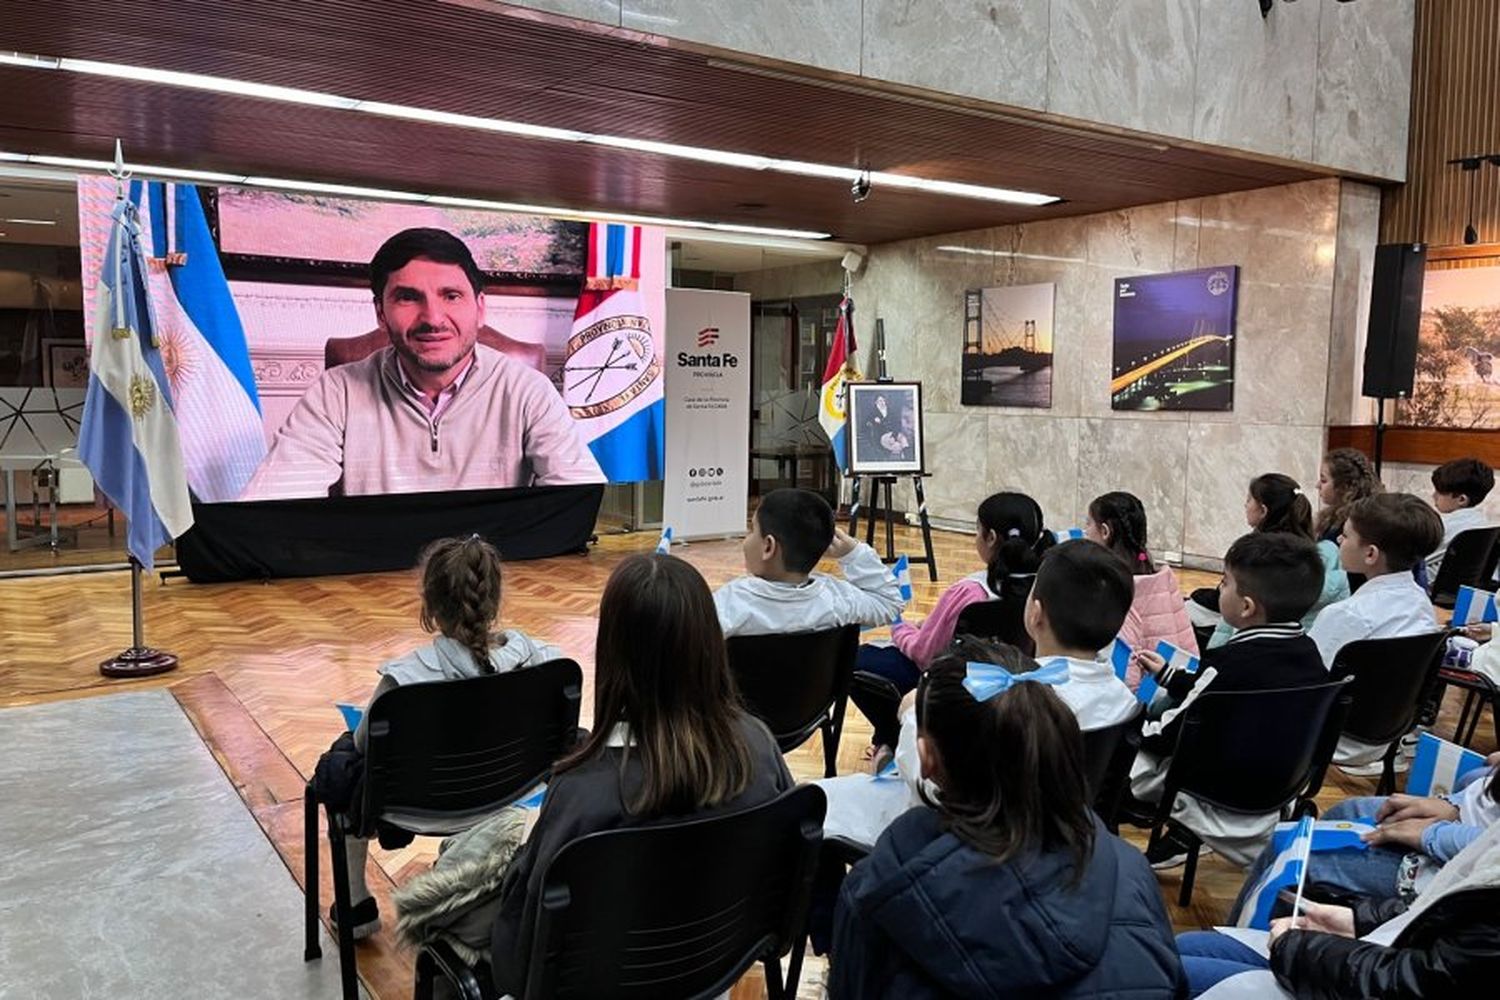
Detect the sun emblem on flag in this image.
<box><xmin>128</xmin><ymin>374</ymin><xmax>157</xmax><ymax>418</ymax></box>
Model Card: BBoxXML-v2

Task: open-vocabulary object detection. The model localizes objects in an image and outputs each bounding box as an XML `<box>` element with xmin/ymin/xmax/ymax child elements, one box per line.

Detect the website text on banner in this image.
<box><xmin>78</xmin><ymin>178</ymin><xmax>666</xmax><ymax>501</ymax></box>
<box><xmin>661</xmin><ymin>289</ymin><xmax>751</xmax><ymax>539</ymax></box>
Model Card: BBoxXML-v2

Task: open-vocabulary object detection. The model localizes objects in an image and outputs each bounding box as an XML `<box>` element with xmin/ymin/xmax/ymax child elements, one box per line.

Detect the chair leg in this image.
<box><xmin>1376</xmin><ymin>746</ymin><xmax>1398</xmax><ymax>797</ymax></box>
<box><xmin>304</xmin><ymin>786</ymin><xmax>322</xmax><ymax>961</ymax></box>
<box><xmin>822</xmin><ymin>719</ymin><xmax>838</xmax><ymax>779</ymax></box>
<box><xmin>326</xmin><ymin>812</ymin><xmax>361</xmax><ymax>1000</ymax></box>
<box><xmin>1177</xmin><ymin>838</ymin><xmax>1202</xmax><ymax>908</ymax></box>
<box><xmin>1454</xmin><ymin>690</ymin><xmax>1477</xmax><ymax>746</ymax></box>
<box><xmin>413</xmin><ymin>950</ymin><xmax>434</xmax><ymax>1000</ymax></box>
<box><xmin>763</xmin><ymin>955</ymin><xmax>787</xmax><ymax>1000</ymax></box>
<box><xmin>785</xmin><ymin>933</ymin><xmax>807</xmax><ymax>999</ymax></box>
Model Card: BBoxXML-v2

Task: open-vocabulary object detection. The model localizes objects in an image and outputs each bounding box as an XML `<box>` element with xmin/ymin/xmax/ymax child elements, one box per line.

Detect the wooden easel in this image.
<box><xmin>846</xmin><ymin>473</ymin><xmax>938</xmax><ymax>581</ymax></box>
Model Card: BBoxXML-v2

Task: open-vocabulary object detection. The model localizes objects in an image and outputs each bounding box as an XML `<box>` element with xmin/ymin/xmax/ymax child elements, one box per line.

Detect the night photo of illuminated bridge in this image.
<box><xmin>1111</xmin><ymin>266</ymin><xmax>1239</xmax><ymax>412</ymax></box>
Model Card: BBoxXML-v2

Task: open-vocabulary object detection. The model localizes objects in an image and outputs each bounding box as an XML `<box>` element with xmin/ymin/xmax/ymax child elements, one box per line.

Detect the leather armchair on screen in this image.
<box><xmin>323</xmin><ymin>325</ymin><xmax>548</xmax><ymax>373</ymax></box>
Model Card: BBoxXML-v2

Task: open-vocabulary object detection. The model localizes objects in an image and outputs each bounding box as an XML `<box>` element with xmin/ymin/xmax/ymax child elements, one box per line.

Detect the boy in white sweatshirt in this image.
<box><xmin>714</xmin><ymin>488</ymin><xmax>904</xmax><ymax>637</ymax></box>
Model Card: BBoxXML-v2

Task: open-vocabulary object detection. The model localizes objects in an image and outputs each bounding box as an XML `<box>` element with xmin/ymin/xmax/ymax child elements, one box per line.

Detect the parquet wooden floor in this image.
<box><xmin>2</xmin><ymin>523</ymin><xmax>1493</xmax><ymax>999</ymax></box>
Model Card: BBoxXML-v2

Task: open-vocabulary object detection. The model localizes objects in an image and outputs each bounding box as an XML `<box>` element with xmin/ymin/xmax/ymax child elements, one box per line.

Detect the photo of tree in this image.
<box><xmin>1395</xmin><ymin>262</ymin><xmax>1500</xmax><ymax>429</ymax></box>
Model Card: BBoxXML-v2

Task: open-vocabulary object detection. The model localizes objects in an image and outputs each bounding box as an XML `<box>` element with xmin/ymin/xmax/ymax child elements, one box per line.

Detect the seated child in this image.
<box><xmin>830</xmin><ymin>666</ymin><xmax>1184</xmax><ymax>999</ymax></box>
<box><xmin>1314</xmin><ymin>448</ymin><xmax>1383</xmax><ymax>545</ymax></box>
<box><xmin>1085</xmin><ymin>490</ymin><xmax>1198</xmax><ymax>689</ymax></box>
<box><xmin>1129</xmin><ymin>532</ymin><xmax>1331</xmax><ymax>868</ymax></box>
<box><xmin>1426</xmin><ymin>457</ymin><xmax>1494</xmax><ymax>581</ymax></box>
<box><xmin>490</xmin><ymin>553</ymin><xmax>793</xmax><ymax>993</ymax></box>
<box><xmin>713</xmin><ymin>487</ymin><xmax>903</xmax><ymax>638</ymax></box>
<box><xmin>850</xmin><ymin>491</ymin><xmax>1052</xmax><ymax>760</ymax></box>
<box><xmin>333</xmin><ymin>535</ymin><xmax>564</xmax><ymax>939</ymax></box>
<box><xmin>1189</xmin><ymin>473</ymin><xmax>1350</xmax><ymax>647</ymax></box>
<box><xmin>1307</xmin><ymin>493</ymin><xmax>1444</xmax><ymax>770</ymax></box>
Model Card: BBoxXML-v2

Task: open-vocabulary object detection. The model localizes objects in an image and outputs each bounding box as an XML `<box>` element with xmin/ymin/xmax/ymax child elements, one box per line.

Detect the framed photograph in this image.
<box><xmin>961</xmin><ymin>283</ymin><xmax>1055</xmax><ymax>408</ymax></box>
<box><xmin>42</xmin><ymin>339</ymin><xmax>89</xmax><ymax>388</ymax></box>
<box><xmin>1111</xmin><ymin>265</ymin><xmax>1238</xmax><ymax>411</ymax></box>
<box><xmin>847</xmin><ymin>381</ymin><xmax>924</xmax><ymax>475</ymax></box>
<box><xmin>1394</xmin><ymin>254</ymin><xmax>1500</xmax><ymax>429</ymax></box>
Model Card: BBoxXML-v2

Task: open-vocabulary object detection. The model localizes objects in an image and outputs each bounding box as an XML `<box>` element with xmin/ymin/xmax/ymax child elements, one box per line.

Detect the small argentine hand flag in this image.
<box><xmin>1053</xmin><ymin>528</ymin><xmax>1086</xmax><ymax>543</ymax></box>
<box><xmin>515</xmin><ymin>784</ymin><xmax>547</xmax><ymax>810</ymax></box>
<box><xmin>1237</xmin><ymin>817</ymin><xmax>1373</xmax><ymax>929</ymax></box>
<box><xmin>656</xmin><ymin>526</ymin><xmax>673</xmax><ymax>554</ymax></box>
<box><xmin>893</xmin><ymin>554</ymin><xmax>913</xmax><ymax>603</ymax></box>
<box><xmin>1452</xmin><ymin>585</ymin><xmax>1499</xmax><ymax>626</ymax></box>
<box><xmin>1110</xmin><ymin>638</ymin><xmax>1132</xmax><ymax>682</ymax></box>
<box><xmin>1407</xmin><ymin>731</ymin><xmax>1488</xmax><ymax>798</ymax></box>
<box><xmin>1136</xmin><ymin>640</ymin><xmax>1200</xmax><ymax>704</ymax></box>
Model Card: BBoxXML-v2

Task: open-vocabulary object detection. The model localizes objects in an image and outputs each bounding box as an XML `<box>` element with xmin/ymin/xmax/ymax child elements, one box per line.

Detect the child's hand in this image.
<box><xmin>1132</xmin><ymin>650</ymin><xmax>1167</xmax><ymax>676</ymax></box>
<box><xmin>1376</xmin><ymin>793</ymin><xmax>1459</xmax><ymax>824</ymax></box>
<box><xmin>1362</xmin><ymin>816</ymin><xmax>1438</xmax><ymax>850</ymax></box>
<box><xmin>1269</xmin><ymin>901</ymin><xmax>1355</xmax><ymax>945</ymax></box>
<box><xmin>826</xmin><ymin>528</ymin><xmax>859</xmax><ymax>560</ymax></box>
<box><xmin>1461</xmin><ymin>623</ymin><xmax>1492</xmax><ymax>642</ymax></box>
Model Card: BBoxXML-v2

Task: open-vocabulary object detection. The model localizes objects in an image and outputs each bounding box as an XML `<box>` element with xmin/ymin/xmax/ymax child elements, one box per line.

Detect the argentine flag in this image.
<box><xmin>656</xmin><ymin>525</ymin><xmax>674</xmax><ymax>554</ymax></box>
<box><xmin>77</xmin><ymin>185</ymin><xmax>193</xmax><ymax>569</ymax></box>
<box><xmin>1237</xmin><ymin>817</ymin><xmax>1374</xmax><ymax>930</ymax></box>
<box><xmin>1053</xmin><ymin>528</ymin><xmax>1086</xmax><ymax>543</ymax></box>
<box><xmin>893</xmin><ymin>554</ymin><xmax>913</xmax><ymax>603</ymax></box>
<box><xmin>1452</xmin><ymin>585</ymin><xmax>1499</xmax><ymax>626</ymax></box>
<box><xmin>141</xmin><ymin>182</ymin><xmax>266</xmax><ymax>501</ymax></box>
<box><xmin>1136</xmin><ymin>640</ymin><xmax>1200</xmax><ymax>704</ymax></box>
<box><xmin>1407</xmin><ymin>732</ymin><xmax>1488</xmax><ymax>798</ymax></box>
<box><xmin>563</xmin><ymin>223</ymin><xmax>665</xmax><ymax>482</ymax></box>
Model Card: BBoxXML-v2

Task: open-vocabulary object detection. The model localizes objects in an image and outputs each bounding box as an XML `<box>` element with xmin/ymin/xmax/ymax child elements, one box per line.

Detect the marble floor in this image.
<box><xmin>0</xmin><ymin>690</ymin><xmax>355</xmax><ymax>1000</ymax></box>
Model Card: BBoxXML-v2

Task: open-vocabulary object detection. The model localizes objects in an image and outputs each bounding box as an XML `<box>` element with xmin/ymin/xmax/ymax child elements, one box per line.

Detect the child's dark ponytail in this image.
<box><xmin>977</xmin><ymin>492</ymin><xmax>1050</xmax><ymax>595</ymax></box>
<box><xmin>1250</xmin><ymin>473</ymin><xmax>1314</xmax><ymax>540</ymax></box>
<box><xmin>1087</xmin><ymin>491</ymin><xmax>1156</xmax><ymax>575</ymax></box>
<box><xmin>418</xmin><ymin>534</ymin><xmax>504</xmax><ymax>672</ymax></box>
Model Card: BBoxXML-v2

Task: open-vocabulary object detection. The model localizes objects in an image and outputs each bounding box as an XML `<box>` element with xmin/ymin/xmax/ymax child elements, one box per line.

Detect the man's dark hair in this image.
<box><xmin>755</xmin><ymin>488</ymin><xmax>835</xmax><ymax>575</ymax></box>
<box><xmin>1031</xmin><ymin>539</ymin><xmax>1133</xmax><ymax>651</ymax></box>
<box><xmin>1431</xmin><ymin>458</ymin><xmax>1495</xmax><ymax>507</ymax></box>
<box><xmin>369</xmin><ymin>228</ymin><xmax>485</xmax><ymax>299</ymax></box>
<box><xmin>1345</xmin><ymin>493</ymin><xmax>1445</xmax><ymax>572</ymax></box>
<box><xmin>1222</xmin><ymin>532</ymin><xmax>1325</xmax><ymax>624</ymax></box>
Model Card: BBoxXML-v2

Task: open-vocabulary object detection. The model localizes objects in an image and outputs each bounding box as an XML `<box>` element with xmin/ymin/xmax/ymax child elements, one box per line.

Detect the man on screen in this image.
<box><xmin>242</xmin><ymin>228</ymin><xmax>604</xmax><ymax>500</ymax></box>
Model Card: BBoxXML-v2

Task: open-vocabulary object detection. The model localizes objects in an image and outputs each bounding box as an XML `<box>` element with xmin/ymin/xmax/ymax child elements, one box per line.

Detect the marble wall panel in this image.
<box><xmin>623</xmin><ymin>0</ymin><xmax>863</xmax><ymax>74</ymax></box>
<box><xmin>1077</xmin><ymin>416</ymin><xmax>1192</xmax><ymax>557</ymax></box>
<box><xmin>986</xmin><ymin>414</ymin><xmax>1085</xmax><ymax>532</ymax></box>
<box><xmin>1313</xmin><ymin>0</ymin><xmax>1416</xmax><ymax>180</ymax></box>
<box><xmin>861</xmin><ymin>0</ymin><xmax>1049</xmax><ymax>108</ymax></box>
<box><xmin>1325</xmin><ymin>181</ymin><xmax>1382</xmax><ymax>426</ymax></box>
<box><xmin>1182</xmin><ymin>421</ymin><xmax>1327</xmax><ymax>559</ymax></box>
<box><xmin>1193</xmin><ymin>0</ymin><xmax>1320</xmax><ymax>162</ymax></box>
<box><xmin>1047</xmin><ymin>0</ymin><xmax>1198</xmax><ymax>137</ymax></box>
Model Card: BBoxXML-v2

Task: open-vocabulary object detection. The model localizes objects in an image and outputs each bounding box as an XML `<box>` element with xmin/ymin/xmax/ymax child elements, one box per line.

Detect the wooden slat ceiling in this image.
<box><xmin>0</xmin><ymin>0</ymin><xmax>1323</xmax><ymax>244</ymax></box>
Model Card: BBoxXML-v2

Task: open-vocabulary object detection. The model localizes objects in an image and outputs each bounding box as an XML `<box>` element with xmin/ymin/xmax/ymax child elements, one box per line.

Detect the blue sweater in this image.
<box><xmin>830</xmin><ymin>807</ymin><xmax>1184</xmax><ymax>999</ymax></box>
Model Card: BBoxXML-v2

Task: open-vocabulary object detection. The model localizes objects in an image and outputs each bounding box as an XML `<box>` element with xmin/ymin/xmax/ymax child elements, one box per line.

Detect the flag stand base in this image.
<box><xmin>99</xmin><ymin>647</ymin><xmax>179</xmax><ymax>678</ymax></box>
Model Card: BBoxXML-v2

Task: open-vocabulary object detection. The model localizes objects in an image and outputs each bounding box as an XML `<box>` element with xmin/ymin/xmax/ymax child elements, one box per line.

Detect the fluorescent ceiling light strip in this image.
<box><xmin>2</xmin><ymin>217</ymin><xmax>58</xmax><ymax>225</ymax></box>
<box><xmin>0</xmin><ymin>150</ymin><xmax>832</xmax><ymax>240</ymax></box>
<box><xmin>2</xmin><ymin>50</ymin><xmax>1059</xmax><ymax>207</ymax></box>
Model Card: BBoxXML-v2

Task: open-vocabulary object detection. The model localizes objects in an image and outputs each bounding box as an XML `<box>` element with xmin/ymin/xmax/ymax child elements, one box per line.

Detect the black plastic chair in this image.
<box><xmin>1147</xmin><ymin>679</ymin><xmax>1354</xmax><ymax>906</ymax></box>
<box><xmin>727</xmin><ymin>625</ymin><xmax>858</xmax><ymax>778</ymax></box>
<box><xmin>1330</xmin><ymin>631</ymin><xmax>1450</xmax><ymax>795</ymax></box>
<box><xmin>304</xmin><ymin>658</ymin><xmax>584</xmax><ymax>1000</ymax></box>
<box><xmin>506</xmin><ymin>784</ymin><xmax>827</xmax><ymax>1000</ymax></box>
<box><xmin>1440</xmin><ymin>664</ymin><xmax>1500</xmax><ymax>748</ymax></box>
<box><xmin>952</xmin><ymin>575</ymin><xmax>1036</xmax><ymax>654</ymax></box>
<box><xmin>1082</xmin><ymin>706</ymin><xmax>1145</xmax><ymax>833</ymax></box>
<box><xmin>1430</xmin><ymin>527</ymin><xmax>1500</xmax><ymax>608</ymax></box>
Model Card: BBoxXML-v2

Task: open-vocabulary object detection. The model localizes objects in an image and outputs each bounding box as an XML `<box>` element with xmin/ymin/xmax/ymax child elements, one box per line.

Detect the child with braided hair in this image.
<box><xmin>1084</xmin><ymin>491</ymin><xmax>1197</xmax><ymax>691</ymax></box>
<box><xmin>335</xmin><ymin>534</ymin><xmax>563</xmax><ymax>939</ymax></box>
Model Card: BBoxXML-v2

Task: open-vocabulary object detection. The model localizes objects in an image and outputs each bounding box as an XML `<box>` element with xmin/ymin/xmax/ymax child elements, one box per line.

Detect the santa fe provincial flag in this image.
<box><xmin>562</xmin><ymin>223</ymin><xmax>665</xmax><ymax>481</ymax></box>
<box><xmin>819</xmin><ymin>297</ymin><xmax>860</xmax><ymax>472</ymax></box>
<box><xmin>77</xmin><ymin>185</ymin><xmax>193</xmax><ymax>569</ymax></box>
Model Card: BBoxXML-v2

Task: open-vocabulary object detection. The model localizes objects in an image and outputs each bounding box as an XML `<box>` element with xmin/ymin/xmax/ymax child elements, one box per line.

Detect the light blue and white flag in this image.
<box><xmin>1136</xmin><ymin>639</ymin><xmax>1201</xmax><ymax>704</ymax></box>
<box><xmin>1110</xmin><ymin>638</ymin><xmax>1132</xmax><ymax>682</ymax></box>
<box><xmin>137</xmin><ymin>182</ymin><xmax>266</xmax><ymax>501</ymax></box>
<box><xmin>655</xmin><ymin>525</ymin><xmax>673</xmax><ymax>554</ymax></box>
<box><xmin>1452</xmin><ymin>585</ymin><xmax>1499</xmax><ymax>626</ymax></box>
<box><xmin>1053</xmin><ymin>528</ymin><xmax>1086</xmax><ymax>543</ymax></box>
<box><xmin>893</xmin><ymin>554</ymin><xmax>913</xmax><ymax>603</ymax></box>
<box><xmin>1237</xmin><ymin>817</ymin><xmax>1374</xmax><ymax>929</ymax></box>
<box><xmin>77</xmin><ymin>183</ymin><xmax>193</xmax><ymax>569</ymax></box>
<box><xmin>515</xmin><ymin>784</ymin><xmax>547</xmax><ymax>810</ymax></box>
<box><xmin>1407</xmin><ymin>731</ymin><xmax>1488</xmax><ymax>798</ymax></box>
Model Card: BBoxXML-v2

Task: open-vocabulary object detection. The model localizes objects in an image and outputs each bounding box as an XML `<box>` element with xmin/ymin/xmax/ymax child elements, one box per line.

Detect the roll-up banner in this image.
<box><xmin>662</xmin><ymin>289</ymin><xmax>751</xmax><ymax>540</ymax></box>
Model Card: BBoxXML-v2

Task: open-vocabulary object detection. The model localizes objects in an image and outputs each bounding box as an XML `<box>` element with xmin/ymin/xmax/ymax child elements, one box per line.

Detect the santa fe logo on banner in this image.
<box><xmin>662</xmin><ymin>289</ymin><xmax>750</xmax><ymax>539</ymax></box>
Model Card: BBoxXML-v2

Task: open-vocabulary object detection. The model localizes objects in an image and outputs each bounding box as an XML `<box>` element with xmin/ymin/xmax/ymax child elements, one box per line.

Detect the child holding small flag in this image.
<box><xmin>849</xmin><ymin>492</ymin><xmax>1053</xmax><ymax>762</ymax></box>
<box><xmin>1127</xmin><ymin>533</ymin><xmax>1330</xmax><ymax>868</ymax></box>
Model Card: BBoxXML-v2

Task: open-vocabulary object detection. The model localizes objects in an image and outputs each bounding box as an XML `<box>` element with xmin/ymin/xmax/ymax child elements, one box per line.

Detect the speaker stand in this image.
<box><xmin>1373</xmin><ymin>396</ymin><xmax>1387</xmax><ymax>476</ymax></box>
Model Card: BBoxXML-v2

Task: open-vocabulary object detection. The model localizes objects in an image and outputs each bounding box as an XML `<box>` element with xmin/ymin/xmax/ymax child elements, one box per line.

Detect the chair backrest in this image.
<box><xmin>1163</xmin><ymin>679</ymin><xmax>1353</xmax><ymax>815</ymax></box>
<box><xmin>953</xmin><ymin>574</ymin><xmax>1036</xmax><ymax>654</ymax></box>
<box><xmin>1081</xmin><ymin>707</ymin><xmax>1144</xmax><ymax>820</ymax></box>
<box><xmin>524</xmin><ymin>785</ymin><xmax>827</xmax><ymax>1000</ymax></box>
<box><xmin>726</xmin><ymin>626</ymin><xmax>859</xmax><ymax>752</ymax></box>
<box><xmin>1430</xmin><ymin>527</ymin><xmax>1500</xmax><ymax>608</ymax></box>
<box><xmin>1331</xmin><ymin>631</ymin><xmax>1449</xmax><ymax>746</ymax></box>
<box><xmin>361</xmin><ymin>658</ymin><xmax>583</xmax><ymax>832</ymax></box>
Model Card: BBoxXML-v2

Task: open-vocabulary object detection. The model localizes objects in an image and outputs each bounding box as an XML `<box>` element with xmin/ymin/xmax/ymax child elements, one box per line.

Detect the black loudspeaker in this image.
<box><xmin>1361</xmin><ymin>243</ymin><xmax>1427</xmax><ymax>399</ymax></box>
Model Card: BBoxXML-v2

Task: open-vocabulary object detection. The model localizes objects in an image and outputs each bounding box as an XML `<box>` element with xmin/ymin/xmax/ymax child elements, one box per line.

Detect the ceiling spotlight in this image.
<box><xmin>851</xmin><ymin>169</ymin><xmax>872</xmax><ymax>204</ymax></box>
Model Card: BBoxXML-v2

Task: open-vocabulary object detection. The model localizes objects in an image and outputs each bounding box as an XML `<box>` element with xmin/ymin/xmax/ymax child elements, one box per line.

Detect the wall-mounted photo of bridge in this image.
<box><xmin>961</xmin><ymin>282</ymin><xmax>1055</xmax><ymax>408</ymax></box>
<box><xmin>1111</xmin><ymin>266</ymin><xmax>1239</xmax><ymax>412</ymax></box>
